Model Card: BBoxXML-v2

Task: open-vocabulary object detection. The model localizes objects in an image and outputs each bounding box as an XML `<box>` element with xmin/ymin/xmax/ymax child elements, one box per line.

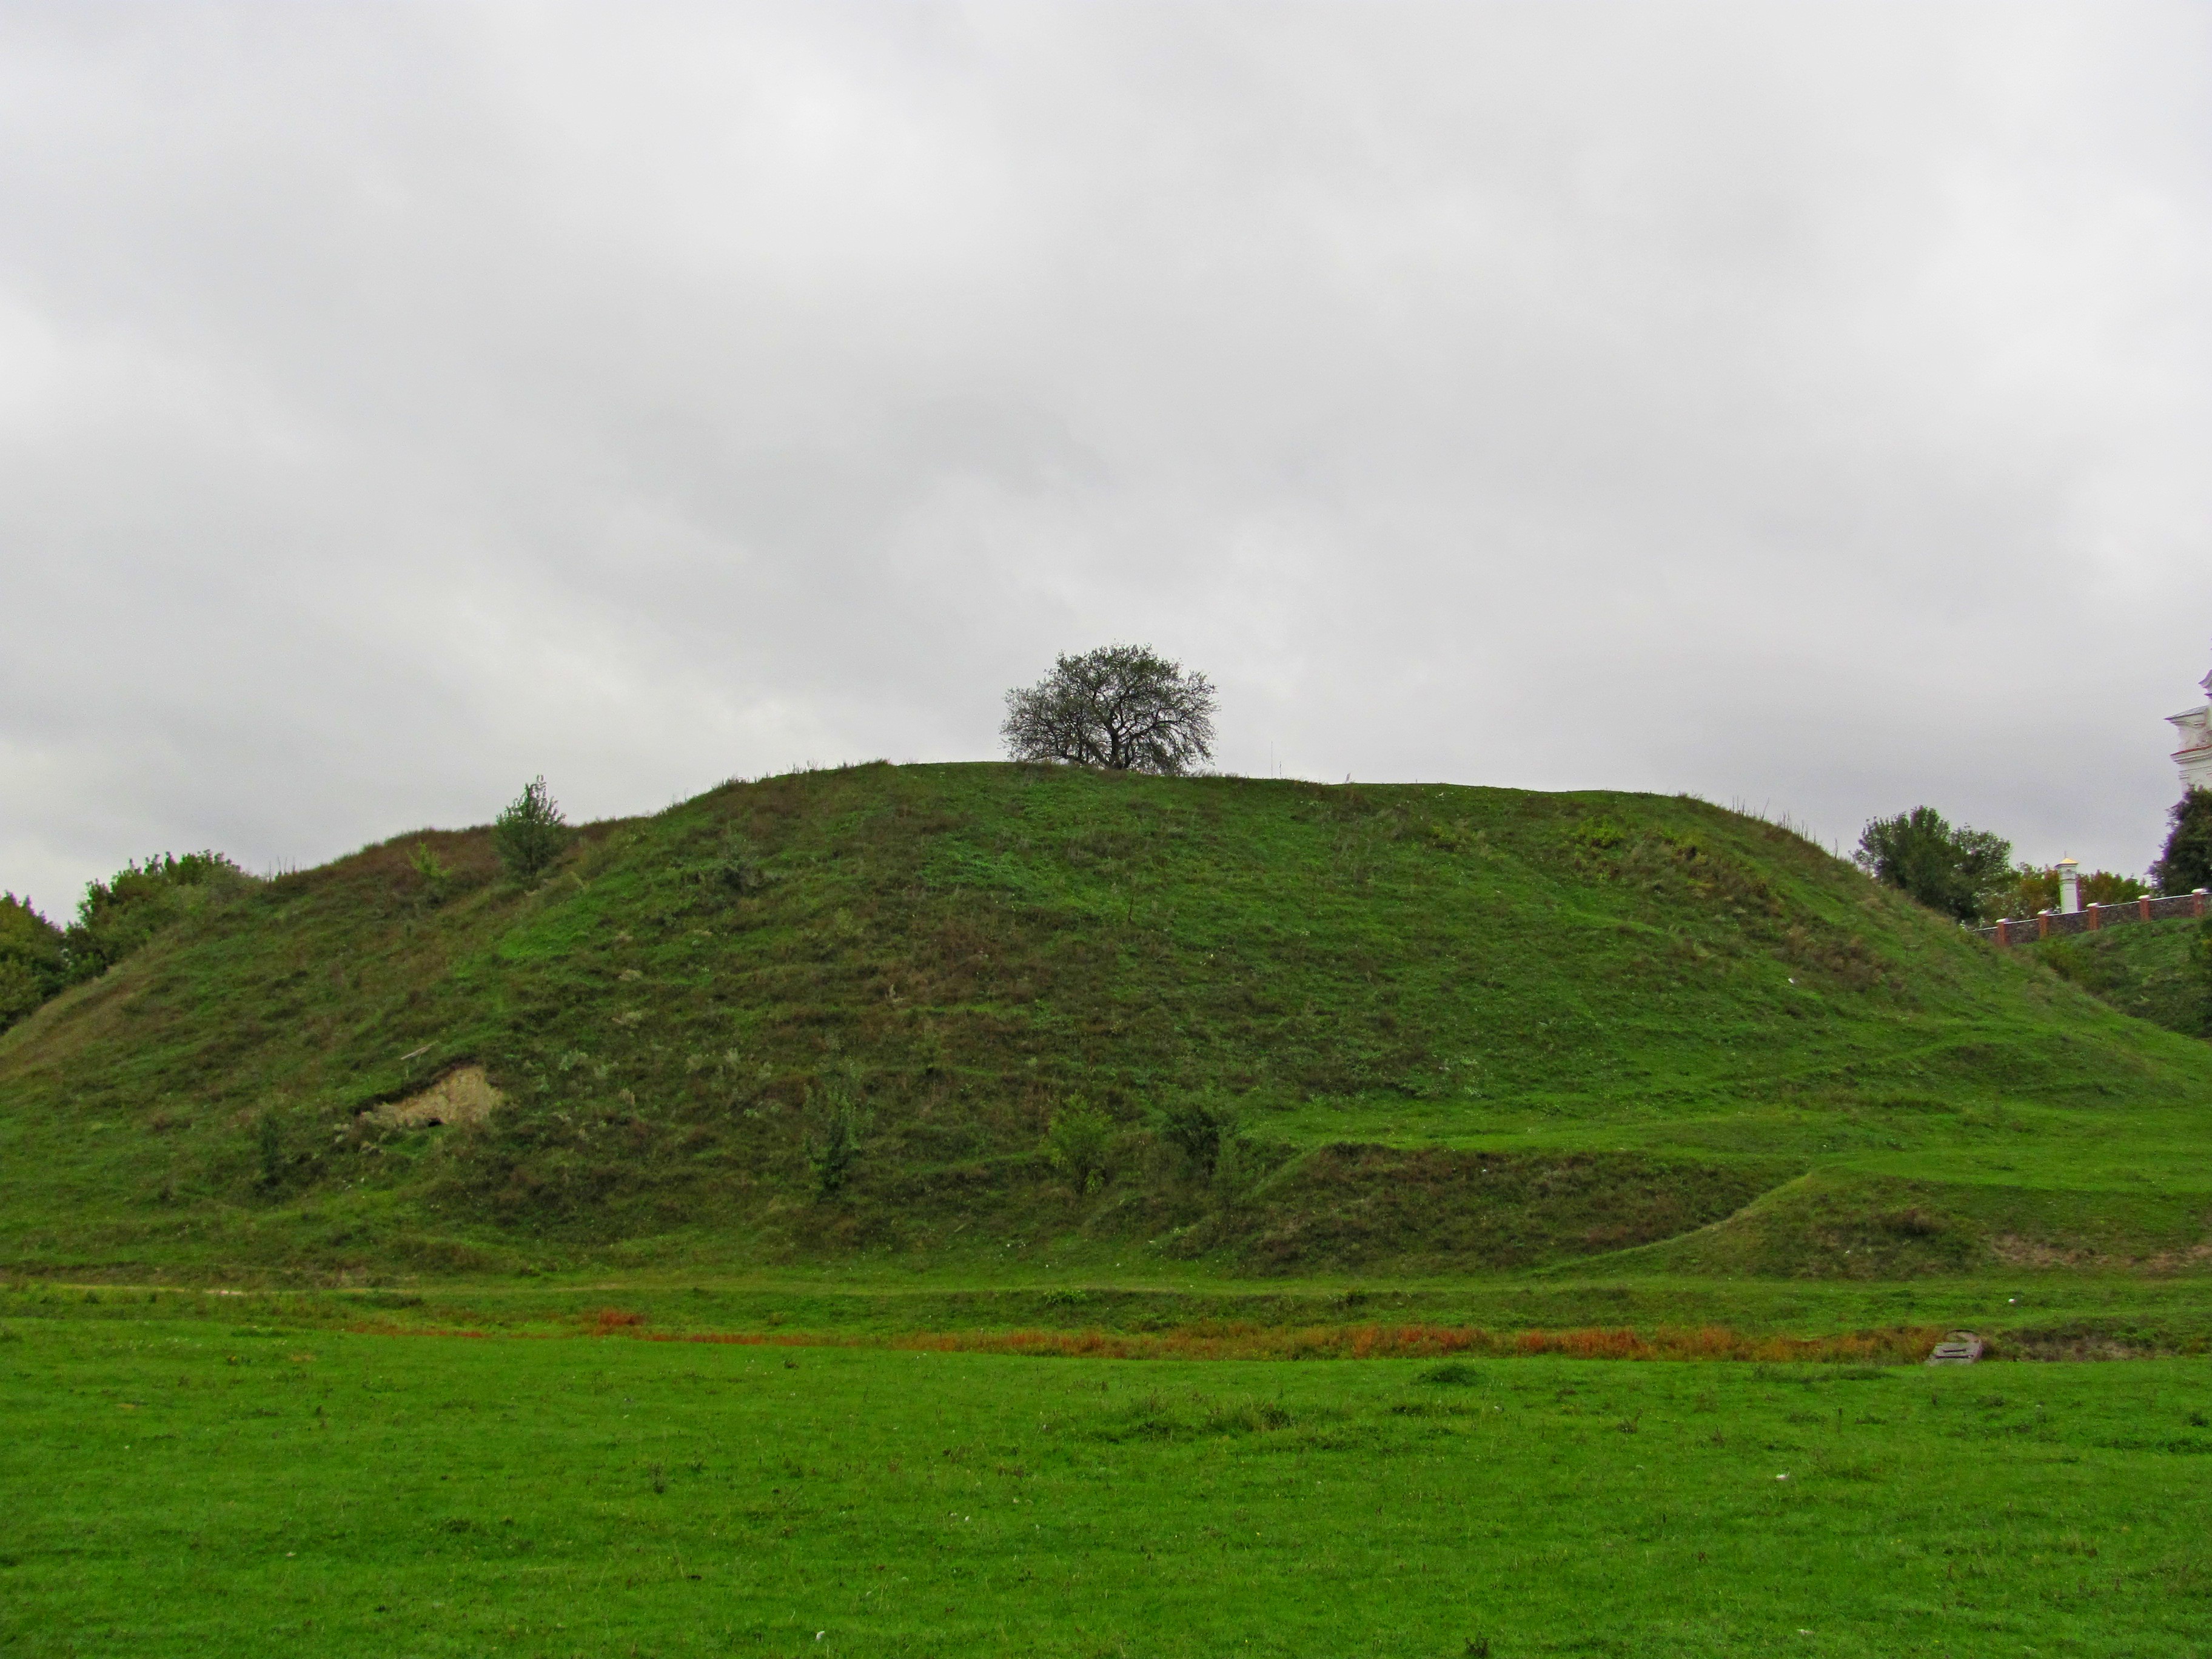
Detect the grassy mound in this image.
<box><xmin>4</xmin><ymin>761</ymin><xmax>2210</xmax><ymax>1281</ymax></box>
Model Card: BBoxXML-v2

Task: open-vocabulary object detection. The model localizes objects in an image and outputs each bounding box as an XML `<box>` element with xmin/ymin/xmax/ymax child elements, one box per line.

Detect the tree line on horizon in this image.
<box><xmin>0</xmin><ymin>851</ymin><xmax>252</xmax><ymax>1033</ymax></box>
<box><xmin>1853</xmin><ymin>789</ymin><xmax>2212</xmax><ymax>927</ymax></box>
<box><xmin>0</xmin><ymin>777</ymin><xmax>579</xmax><ymax>1037</ymax></box>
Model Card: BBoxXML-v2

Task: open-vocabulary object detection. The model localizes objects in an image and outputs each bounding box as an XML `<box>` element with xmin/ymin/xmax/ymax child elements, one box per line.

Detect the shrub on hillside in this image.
<box><xmin>1158</xmin><ymin>1099</ymin><xmax>1236</xmax><ymax>1181</ymax></box>
<box><xmin>2153</xmin><ymin>787</ymin><xmax>2212</xmax><ymax>896</ymax></box>
<box><xmin>0</xmin><ymin>894</ymin><xmax>67</xmax><ymax>1032</ymax></box>
<box><xmin>0</xmin><ymin>957</ymin><xmax>44</xmax><ymax>1033</ymax></box>
<box><xmin>1043</xmin><ymin>1098</ymin><xmax>1114</xmax><ymax>1193</ymax></box>
<box><xmin>804</xmin><ymin>1079</ymin><xmax>872</xmax><ymax>1199</ymax></box>
<box><xmin>492</xmin><ymin>776</ymin><xmax>571</xmax><ymax>883</ymax></box>
<box><xmin>255</xmin><ymin>1111</ymin><xmax>285</xmax><ymax>1193</ymax></box>
<box><xmin>407</xmin><ymin>840</ymin><xmax>454</xmax><ymax>904</ymax></box>
<box><xmin>61</xmin><ymin>851</ymin><xmax>253</xmax><ymax>984</ymax></box>
<box><xmin>714</xmin><ymin>832</ymin><xmax>766</xmax><ymax>896</ymax></box>
<box><xmin>1852</xmin><ymin>807</ymin><xmax>2010</xmax><ymax>923</ymax></box>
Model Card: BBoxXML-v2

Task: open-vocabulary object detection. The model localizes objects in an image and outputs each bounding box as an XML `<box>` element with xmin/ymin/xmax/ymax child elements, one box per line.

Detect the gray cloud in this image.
<box><xmin>4</xmin><ymin>2</ymin><xmax>2210</xmax><ymax>915</ymax></box>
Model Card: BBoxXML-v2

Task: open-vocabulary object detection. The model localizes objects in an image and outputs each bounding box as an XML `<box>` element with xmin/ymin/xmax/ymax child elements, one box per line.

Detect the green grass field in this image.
<box><xmin>6</xmin><ymin>1309</ymin><xmax>2210</xmax><ymax>1658</ymax></box>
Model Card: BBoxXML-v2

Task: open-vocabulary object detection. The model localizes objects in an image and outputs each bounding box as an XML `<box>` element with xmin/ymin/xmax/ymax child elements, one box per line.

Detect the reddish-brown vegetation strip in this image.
<box><xmin>877</xmin><ymin>1321</ymin><xmax>1943</xmax><ymax>1364</ymax></box>
<box><xmin>347</xmin><ymin>1310</ymin><xmax>1946</xmax><ymax>1364</ymax></box>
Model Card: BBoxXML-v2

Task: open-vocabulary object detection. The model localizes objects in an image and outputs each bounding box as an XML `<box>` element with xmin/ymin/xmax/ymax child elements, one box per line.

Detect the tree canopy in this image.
<box><xmin>1852</xmin><ymin>806</ymin><xmax>2010</xmax><ymax>923</ymax></box>
<box><xmin>64</xmin><ymin>851</ymin><xmax>252</xmax><ymax>983</ymax></box>
<box><xmin>1001</xmin><ymin>644</ymin><xmax>1216</xmax><ymax>775</ymax></box>
<box><xmin>0</xmin><ymin>894</ymin><xmax>66</xmax><ymax>1034</ymax></box>
<box><xmin>2153</xmin><ymin>786</ymin><xmax>2212</xmax><ymax>896</ymax></box>
<box><xmin>1994</xmin><ymin>862</ymin><xmax>2148</xmax><ymax>919</ymax></box>
<box><xmin>0</xmin><ymin>852</ymin><xmax>253</xmax><ymax>1030</ymax></box>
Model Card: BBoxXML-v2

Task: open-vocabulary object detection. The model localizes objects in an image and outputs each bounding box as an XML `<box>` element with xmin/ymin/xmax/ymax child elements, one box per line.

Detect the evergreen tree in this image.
<box><xmin>492</xmin><ymin>776</ymin><xmax>572</xmax><ymax>882</ymax></box>
<box><xmin>2153</xmin><ymin>787</ymin><xmax>2212</xmax><ymax>895</ymax></box>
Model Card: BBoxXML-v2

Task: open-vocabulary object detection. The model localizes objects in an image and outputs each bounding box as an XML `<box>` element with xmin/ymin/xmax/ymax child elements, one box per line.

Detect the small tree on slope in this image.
<box><xmin>1002</xmin><ymin>644</ymin><xmax>1216</xmax><ymax>774</ymax></box>
<box><xmin>493</xmin><ymin>776</ymin><xmax>571</xmax><ymax>883</ymax></box>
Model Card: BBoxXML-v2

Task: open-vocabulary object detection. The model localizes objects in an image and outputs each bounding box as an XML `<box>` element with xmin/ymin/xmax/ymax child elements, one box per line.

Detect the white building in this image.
<box><xmin>2168</xmin><ymin>657</ymin><xmax>2212</xmax><ymax>793</ymax></box>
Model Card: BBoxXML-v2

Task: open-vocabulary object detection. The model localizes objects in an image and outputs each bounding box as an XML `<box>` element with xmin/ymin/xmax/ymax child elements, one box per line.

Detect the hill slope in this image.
<box><xmin>3</xmin><ymin>762</ymin><xmax>2209</xmax><ymax>1282</ymax></box>
<box><xmin>2028</xmin><ymin>921</ymin><xmax>2209</xmax><ymax>1042</ymax></box>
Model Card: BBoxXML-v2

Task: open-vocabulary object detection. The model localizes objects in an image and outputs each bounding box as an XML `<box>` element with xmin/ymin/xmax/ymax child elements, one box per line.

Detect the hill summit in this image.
<box><xmin>4</xmin><ymin>762</ymin><xmax>2209</xmax><ymax>1282</ymax></box>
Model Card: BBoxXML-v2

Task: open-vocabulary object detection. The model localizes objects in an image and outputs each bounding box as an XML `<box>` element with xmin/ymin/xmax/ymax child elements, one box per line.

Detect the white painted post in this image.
<box><xmin>2056</xmin><ymin>857</ymin><xmax>2081</xmax><ymax>915</ymax></box>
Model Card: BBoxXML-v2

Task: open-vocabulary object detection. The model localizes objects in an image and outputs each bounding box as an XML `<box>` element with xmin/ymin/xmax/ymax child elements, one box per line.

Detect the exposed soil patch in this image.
<box><xmin>374</xmin><ymin>1065</ymin><xmax>501</xmax><ymax>1129</ymax></box>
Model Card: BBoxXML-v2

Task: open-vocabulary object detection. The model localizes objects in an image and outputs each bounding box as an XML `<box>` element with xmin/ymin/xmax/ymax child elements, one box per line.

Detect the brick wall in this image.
<box><xmin>1971</xmin><ymin>889</ymin><xmax>2210</xmax><ymax>945</ymax></box>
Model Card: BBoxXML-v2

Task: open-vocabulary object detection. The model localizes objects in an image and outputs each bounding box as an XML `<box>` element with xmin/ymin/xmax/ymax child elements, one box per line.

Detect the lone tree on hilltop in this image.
<box><xmin>1853</xmin><ymin>806</ymin><xmax>2010</xmax><ymax>923</ymax></box>
<box><xmin>2153</xmin><ymin>786</ymin><xmax>2212</xmax><ymax>895</ymax></box>
<box><xmin>1002</xmin><ymin>644</ymin><xmax>1216</xmax><ymax>774</ymax></box>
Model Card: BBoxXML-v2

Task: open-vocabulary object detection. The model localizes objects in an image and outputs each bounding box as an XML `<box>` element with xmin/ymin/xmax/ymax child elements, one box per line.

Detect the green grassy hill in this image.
<box><xmin>4</xmin><ymin>761</ymin><xmax>2209</xmax><ymax>1284</ymax></box>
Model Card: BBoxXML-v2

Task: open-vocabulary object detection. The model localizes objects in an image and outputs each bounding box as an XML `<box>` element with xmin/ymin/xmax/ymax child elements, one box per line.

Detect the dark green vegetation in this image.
<box><xmin>1851</xmin><ymin>804</ymin><xmax>2011</xmax><ymax>923</ymax></box>
<box><xmin>1996</xmin><ymin>863</ymin><xmax>2147</xmax><ymax>920</ymax></box>
<box><xmin>0</xmin><ymin>853</ymin><xmax>255</xmax><ymax>1035</ymax></box>
<box><xmin>5</xmin><ymin>1313</ymin><xmax>2211</xmax><ymax>1657</ymax></box>
<box><xmin>494</xmin><ymin>776</ymin><xmax>575</xmax><ymax>885</ymax></box>
<box><xmin>4</xmin><ymin>762</ymin><xmax>2211</xmax><ymax>1284</ymax></box>
<box><xmin>57</xmin><ymin>850</ymin><xmax>256</xmax><ymax>985</ymax></box>
<box><xmin>0</xmin><ymin>895</ymin><xmax>66</xmax><ymax>1033</ymax></box>
<box><xmin>1001</xmin><ymin>642</ymin><xmax>1217</xmax><ymax>774</ymax></box>
<box><xmin>1850</xmin><ymin>806</ymin><xmax>2153</xmax><ymax>925</ymax></box>
<box><xmin>2030</xmin><ymin>920</ymin><xmax>2212</xmax><ymax>1043</ymax></box>
<box><xmin>2152</xmin><ymin>785</ymin><xmax>2212</xmax><ymax>896</ymax></box>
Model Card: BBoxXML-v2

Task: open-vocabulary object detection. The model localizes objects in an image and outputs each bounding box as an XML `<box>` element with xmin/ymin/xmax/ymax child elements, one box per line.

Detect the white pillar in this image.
<box><xmin>2056</xmin><ymin>857</ymin><xmax>2080</xmax><ymax>915</ymax></box>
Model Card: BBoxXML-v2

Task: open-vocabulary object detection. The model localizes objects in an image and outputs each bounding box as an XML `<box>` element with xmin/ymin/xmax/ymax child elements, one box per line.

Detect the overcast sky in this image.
<box><xmin>4</xmin><ymin>2</ymin><xmax>2210</xmax><ymax>916</ymax></box>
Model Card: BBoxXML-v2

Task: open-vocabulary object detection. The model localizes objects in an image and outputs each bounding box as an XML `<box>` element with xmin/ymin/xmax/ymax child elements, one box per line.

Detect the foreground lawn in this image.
<box><xmin>3</xmin><ymin>1321</ymin><xmax>2209</xmax><ymax>1657</ymax></box>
